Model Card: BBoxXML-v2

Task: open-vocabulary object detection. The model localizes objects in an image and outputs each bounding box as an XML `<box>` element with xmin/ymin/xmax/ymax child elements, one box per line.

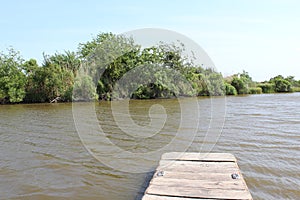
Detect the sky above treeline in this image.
<box><xmin>1</xmin><ymin>0</ymin><xmax>299</xmax><ymax>81</ymax></box>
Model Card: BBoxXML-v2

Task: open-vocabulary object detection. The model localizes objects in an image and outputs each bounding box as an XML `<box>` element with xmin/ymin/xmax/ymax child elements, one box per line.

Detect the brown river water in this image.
<box><xmin>0</xmin><ymin>93</ymin><xmax>299</xmax><ymax>200</ymax></box>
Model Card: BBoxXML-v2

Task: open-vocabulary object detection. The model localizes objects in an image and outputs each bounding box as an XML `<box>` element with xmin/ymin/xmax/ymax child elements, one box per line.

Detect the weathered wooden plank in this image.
<box><xmin>151</xmin><ymin>170</ymin><xmax>235</xmax><ymax>181</ymax></box>
<box><xmin>146</xmin><ymin>184</ymin><xmax>252</xmax><ymax>200</ymax></box>
<box><xmin>157</xmin><ymin>160</ymin><xmax>238</xmax><ymax>173</ymax></box>
<box><xmin>142</xmin><ymin>194</ymin><xmax>212</xmax><ymax>200</ymax></box>
<box><xmin>161</xmin><ymin>152</ymin><xmax>236</xmax><ymax>162</ymax></box>
<box><xmin>149</xmin><ymin>177</ymin><xmax>246</xmax><ymax>191</ymax></box>
<box><xmin>142</xmin><ymin>153</ymin><xmax>252</xmax><ymax>200</ymax></box>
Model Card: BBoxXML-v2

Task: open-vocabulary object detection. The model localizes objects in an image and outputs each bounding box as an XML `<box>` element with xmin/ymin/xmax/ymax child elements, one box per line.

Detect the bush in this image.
<box><xmin>274</xmin><ymin>79</ymin><xmax>292</xmax><ymax>92</ymax></box>
<box><xmin>225</xmin><ymin>83</ymin><xmax>237</xmax><ymax>95</ymax></box>
<box><xmin>257</xmin><ymin>83</ymin><xmax>275</xmax><ymax>93</ymax></box>
<box><xmin>249</xmin><ymin>87</ymin><xmax>262</xmax><ymax>94</ymax></box>
<box><xmin>292</xmin><ymin>87</ymin><xmax>300</xmax><ymax>92</ymax></box>
<box><xmin>231</xmin><ymin>76</ymin><xmax>249</xmax><ymax>94</ymax></box>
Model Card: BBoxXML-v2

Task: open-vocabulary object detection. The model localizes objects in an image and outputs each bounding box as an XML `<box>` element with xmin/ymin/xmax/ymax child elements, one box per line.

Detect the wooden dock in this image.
<box><xmin>142</xmin><ymin>152</ymin><xmax>252</xmax><ymax>200</ymax></box>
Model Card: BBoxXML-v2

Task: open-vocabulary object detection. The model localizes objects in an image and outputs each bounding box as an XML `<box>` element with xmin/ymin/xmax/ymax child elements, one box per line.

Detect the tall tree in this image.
<box><xmin>24</xmin><ymin>52</ymin><xmax>78</xmax><ymax>103</ymax></box>
<box><xmin>78</xmin><ymin>32</ymin><xmax>141</xmax><ymax>100</ymax></box>
<box><xmin>0</xmin><ymin>48</ymin><xmax>26</xmax><ymax>103</ymax></box>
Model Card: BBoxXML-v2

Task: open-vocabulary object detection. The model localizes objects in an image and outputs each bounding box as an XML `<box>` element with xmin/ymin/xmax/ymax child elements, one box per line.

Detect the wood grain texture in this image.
<box><xmin>142</xmin><ymin>194</ymin><xmax>212</xmax><ymax>200</ymax></box>
<box><xmin>142</xmin><ymin>152</ymin><xmax>252</xmax><ymax>200</ymax></box>
<box><xmin>161</xmin><ymin>152</ymin><xmax>237</xmax><ymax>162</ymax></box>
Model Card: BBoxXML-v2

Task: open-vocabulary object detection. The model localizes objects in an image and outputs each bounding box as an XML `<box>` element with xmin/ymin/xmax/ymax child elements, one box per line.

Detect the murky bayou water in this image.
<box><xmin>0</xmin><ymin>93</ymin><xmax>299</xmax><ymax>199</ymax></box>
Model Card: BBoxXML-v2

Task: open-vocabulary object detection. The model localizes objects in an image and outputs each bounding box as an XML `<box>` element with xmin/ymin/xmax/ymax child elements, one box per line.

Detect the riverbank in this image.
<box><xmin>0</xmin><ymin>91</ymin><xmax>299</xmax><ymax>105</ymax></box>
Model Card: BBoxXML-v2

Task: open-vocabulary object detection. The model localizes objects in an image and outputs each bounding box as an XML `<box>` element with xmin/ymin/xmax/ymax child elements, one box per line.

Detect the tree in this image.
<box><xmin>78</xmin><ymin>33</ymin><xmax>141</xmax><ymax>100</ymax></box>
<box><xmin>24</xmin><ymin>52</ymin><xmax>78</xmax><ymax>103</ymax></box>
<box><xmin>240</xmin><ymin>70</ymin><xmax>252</xmax><ymax>83</ymax></box>
<box><xmin>231</xmin><ymin>75</ymin><xmax>249</xmax><ymax>94</ymax></box>
<box><xmin>78</xmin><ymin>32</ymin><xmax>116</xmax><ymax>59</ymax></box>
<box><xmin>274</xmin><ymin>79</ymin><xmax>292</xmax><ymax>92</ymax></box>
<box><xmin>269</xmin><ymin>75</ymin><xmax>292</xmax><ymax>93</ymax></box>
<box><xmin>47</xmin><ymin>51</ymin><xmax>81</xmax><ymax>75</ymax></box>
<box><xmin>0</xmin><ymin>48</ymin><xmax>26</xmax><ymax>103</ymax></box>
<box><xmin>225</xmin><ymin>83</ymin><xmax>237</xmax><ymax>95</ymax></box>
<box><xmin>42</xmin><ymin>53</ymin><xmax>76</xmax><ymax>102</ymax></box>
<box><xmin>22</xmin><ymin>58</ymin><xmax>39</xmax><ymax>75</ymax></box>
<box><xmin>23</xmin><ymin>59</ymin><xmax>43</xmax><ymax>103</ymax></box>
<box><xmin>73</xmin><ymin>74</ymin><xmax>98</xmax><ymax>101</ymax></box>
<box><xmin>205</xmin><ymin>72</ymin><xmax>225</xmax><ymax>96</ymax></box>
<box><xmin>79</xmin><ymin>33</ymin><xmax>199</xmax><ymax>100</ymax></box>
<box><xmin>257</xmin><ymin>83</ymin><xmax>275</xmax><ymax>93</ymax></box>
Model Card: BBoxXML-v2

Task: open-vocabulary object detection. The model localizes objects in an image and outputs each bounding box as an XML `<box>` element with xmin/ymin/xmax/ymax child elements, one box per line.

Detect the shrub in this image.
<box><xmin>274</xmin><ymin>79</ymin><xmax>292</xmax><ymax>92</ymax></box>
<box><xmin>249</xmin><ymin>87</ymin><xmax>263</xmax><ymax>94</ymax></box>
<box><xmin>292</xmin><ymin>87</ymin><xmax>300</xmax><ymax>92</ymax></box>
<box><xmin>225</xmin><ymin>83</ymin><xmax>237</xmax><ymax>95</ymax></box>
<box><xmin>231</xmin><ymin>76</ymin><xmax>249</xmax><ymax>94</ymax></box>
<box><xmin>257</xmin><ymin>83</ymin><xmax>275</xmax><ymax>93</ymax></box>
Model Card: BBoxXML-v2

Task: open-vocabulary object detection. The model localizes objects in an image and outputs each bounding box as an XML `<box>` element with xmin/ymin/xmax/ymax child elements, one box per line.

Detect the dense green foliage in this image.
<box><xmin>249</xmin><ymin>87</ymin><xmax>263</xmax><ymax>94</ymax></box>
<box><xmin>77</xmin><ymin>33</ymin><xmax>225</xmax><ymax>100</ymax></box>
<box><xmin>0</xmin><ymin>49</ymin><xmax>26</xmax><ymax>103</ymax></box>
<box><xmin>224</xmin><ymin>83</ymin><xmax>237</xmax><ymax>95</ymax></box>
<box><xmin>228</xmin><ymin>71</ymin><xmax>252</xmax><ymax>95</ymax></box>
<box><xmin>22</xmin><ymin>52</ymin><xmax>79</xmax><ymax>103</ymax></box>
<box><xmin>257</xmin><ymin>83</ymin><xmax>275</xmax><ymax>93</ymax></box>
<box><xmin>269</xmin><ymin>75</ymin><xmax>293</xmax><ymax>93</ymax></box>
<box><xmin>0</xmin><ymin>32</ymin><xmax>299</xmax><ymax>104</ymax></box>
<box><xmin>225</xmin><ymin>72</ymin><xmax>298</xmax><ymax>95</ymax></box>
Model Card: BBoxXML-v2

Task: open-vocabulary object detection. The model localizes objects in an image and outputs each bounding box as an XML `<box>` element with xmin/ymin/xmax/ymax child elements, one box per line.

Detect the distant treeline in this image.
<box><xmin>1</xmin><ymin>32</ymin><xmax>300</xmax><ymax>104</ymax></box>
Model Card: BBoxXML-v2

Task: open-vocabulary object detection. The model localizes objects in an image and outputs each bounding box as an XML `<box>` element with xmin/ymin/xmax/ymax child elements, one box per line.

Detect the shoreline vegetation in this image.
<box><xmin>1</xmin><ymin>32</ymin><xmax>300</xmax><ymax>104</ymax></box>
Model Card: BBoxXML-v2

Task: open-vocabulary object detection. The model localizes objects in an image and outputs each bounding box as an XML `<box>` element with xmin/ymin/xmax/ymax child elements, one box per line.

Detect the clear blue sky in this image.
<box><xmin>1</xmin><ymin>0</ymin><xmax>300</xmax><ymax>81</ymax></box>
